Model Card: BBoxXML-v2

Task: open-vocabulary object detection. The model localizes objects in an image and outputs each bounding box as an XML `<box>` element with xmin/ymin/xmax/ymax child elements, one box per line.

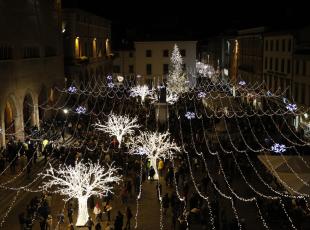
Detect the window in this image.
<box><xmin>269</xmin><ymin>57</ymin><xmax>273</xmax><ymax>70</ymax></box>
<box><xmin>180</xmin><ymin>49</ymin><xmax>186</xmax><ymax>57</ymax></box>
<box><xmin>276</xmin><ymin>40</ymin><xmax>279</xmax><ymax>51</ymax></box>
<box><xmin>163</xmin><ymin>64</ymin><xmax>169</xmax><ymax>74</ymax></box>
<box><xmin>302</xmin><ymin>61</ymin><xmax>306</xmax><ymax>76</ymax></box>
<box><xmin>265</xmin><ymin>40</ymin><xmax>269</xmax><ymax>51</ymax></box>
<box><xmin>288</xmin><ymin>39</ymin><xmax>292</xmax><ymax>52</ymax></box>
<box><xmin>146</xmin><ymin>64</ymin><xmax>152</xmax><ymax>75</ymax></box>
<box><xmin>146</xmin><ymin>50</ymin><xmax>152</xmax><ymax>57</ymax></box>
<box><xmin>264</xmin><ymin>57</ymin><xmax>268</xmax><ymax>69</ymax></box>
<box><xmin>163</xmin><ymin>49</ymin><xmax>169</xmax><ymax>57</ymax></box>
<box><xmin>0</xmin><ymin>44</ymin><xmax>13</xmax><ymax>60</ymax></box>
<box><xmin>113</xmin><ymin>65</ymin><xmax>120</xmax><ymax>73</ymax></box>
<box><xmin>282</xmin><ymin>39</ymin><xmax>286</xmax><ymax>52</ymax></box>
<box><xmin>129</xmin><ymin>52</ymin><xmax>133</xmax><ymax>58</ymax></box>
<box><xmin>294</xmin><ymin>82</ymin><xmax>299</xmax><ymax>102</ymax></box>
<box><xmin>129</xmin><ymin>65</ymin><xmax>134</xmax><ymax>74</ymax></box>
<box><xmin>270</xmin><ymin>40</ymin><xmax>274</xmax><ymax>51</ymax></box>
<box><xmin>45</xmin><ymin>46</ymin><xmax>57</xmax><ymax>57</ymax></box>
<box><xmin>275</xmin><ymin>58</ymin><xmax>278</xmax><ymax>71</ymax></box>
<box><xmin>301</xmin><ymin>84</ymin><xmax>306</xmax><ymax>104</ymax></box>
<box><xmin>281</xmin><ymin>59</ymin><xmax>285</xmax><ymax>73</ymax></box>
<box><xmin>23</xmin><ymin>46</ymin><xmax>40</xmax><ymax>58</ymax></box>
<box><xmin>287</xmin><ymin>60</ymin><xmax>291</xmax><ymax>73</ymax></box>
<box><xmin>296</xmin><ymin>61</ymin><xmax>300</xmax><ymax>74</ymax></box>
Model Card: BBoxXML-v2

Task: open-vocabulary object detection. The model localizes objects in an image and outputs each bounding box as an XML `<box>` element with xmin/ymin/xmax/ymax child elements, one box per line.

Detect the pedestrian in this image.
<box><xmin>93</xmin><ymin>203</ymin><xmax>102</xmax><ymax>222</ymax></box>
<box><xmin>149</xmin><ymin>166</ymin><xmax>155</xmax><ymax>181</ymax></box>
<box><xmin>158</xmin><ymin>159</ymin><xmax>164</xmax><ymax>177</ymax></box>
<box><xmin>103</xmin><ymin>201</ymin><xmax>112</xmax><ymax>221</ymax></box>
<box><xmin>95</xmin><ymin>222</ymin><xmax>102</xmax><ymax>230</ymax></box>
<box><xmin>86</xmin><ymin>217</ymin><xmax>94</xmax><ymax>230</ymax></box>
<box><xmin>162</xmin><ymin>193</ymin><xmax>170</xmax><ymax>215</ymax></box>
<box><xmin>125</xmin><ymin>207</ymin><xmax>133</xmax><ymax>229</ymax></box>
<box><xmin>114</xmin><ymin>211</ymin><xmax>124</xmax><ymax>230</ymax></box>
<box><xmin>67</xmin><ymin>203</ymin><xmax>73</xmax><ymax>224</ymax></box>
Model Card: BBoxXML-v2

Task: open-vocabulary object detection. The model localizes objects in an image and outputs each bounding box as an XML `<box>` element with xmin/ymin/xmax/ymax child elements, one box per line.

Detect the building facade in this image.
<box><xmin>0</xmin><ymin>0</ymin><xmax>64</xmax><ymax>146</ymax></box>
<box><xmin>263</xmin><ymin>33</ymin><xmax>294</xmax><ymax>97</ymax></box>
<box><xmin>62</xmin><ymin>8</ymin><xmax>112</xmax><ymax>88</ymax></box>
<box><xmin>236</xmin><ymin>27</ymin><xmax>265</xmax><ymax>84</ymax></box>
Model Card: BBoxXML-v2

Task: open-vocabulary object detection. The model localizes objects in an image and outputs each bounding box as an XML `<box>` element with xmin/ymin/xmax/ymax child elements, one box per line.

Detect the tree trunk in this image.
<box><xmin>76</xmin><ymin>196</ymin><xmax>89</xmax><ymax>226</ymax></box>
<box><xmin>150</xmin><ymin>158</ymin><xmax>159</xmax><ymax>180</ymax></box>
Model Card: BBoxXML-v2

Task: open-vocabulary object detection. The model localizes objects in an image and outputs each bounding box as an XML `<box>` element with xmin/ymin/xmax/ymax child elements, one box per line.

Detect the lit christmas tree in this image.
<box><xmin>94</xmin><ymin>114</ymin><xmax>140</xmax><ymax>148</ymax></box>
<box><xmin>40</xmin><ymin>162</ymin><xmax>121</xmax><ymax>226</ymax></box>
<box><xmin>129</xmin><ymin>131</ymin><xmax>181</xmax><ymax>180</ymax></box>
<box><xmin>166</xmin><ymin>44</ymin><xmax>189</xmax><ymax>96</ymax></box>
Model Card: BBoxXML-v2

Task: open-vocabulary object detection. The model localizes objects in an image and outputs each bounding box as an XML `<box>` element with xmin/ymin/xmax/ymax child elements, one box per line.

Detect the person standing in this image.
<box><xmin>125</xmin><ymin>207</ymin><xmax>133</xmax><ymax>229</ymax></box>
<box><xmin>86</xmin><ymin>217</ymin><xmax>94</xmax><ymax>230</ymax></box>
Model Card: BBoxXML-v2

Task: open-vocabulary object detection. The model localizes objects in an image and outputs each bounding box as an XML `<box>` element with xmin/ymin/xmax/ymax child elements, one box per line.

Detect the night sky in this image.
<box><xmin>62</xmin><ymin>0</ymin><xmax>310</xmax><ymax>46</ymax></box>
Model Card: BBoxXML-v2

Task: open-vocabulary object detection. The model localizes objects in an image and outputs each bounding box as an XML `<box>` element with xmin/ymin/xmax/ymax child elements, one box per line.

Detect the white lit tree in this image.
<box><xmin>40</xmin><ymin>161</ymin><xmax>122</xmax><ymax>226</ymax></box>
<box><xmin>94</xmin><ymin>114</ymin><xmax>140</xmax><ymax>148</ymax></box>
<box><xmin>129</xmin><ymin>131</ymin><xmax>181</xmax><ymax>180</ymax></box>
<box><xmin>130</xmin><ymin>85</ymin><xmax>152</xmax><ymax>104</ymax></box>
<box><xmin>166</xmin><ymin>44</ymin><xmax>190</xmax><ymax>96</ymax></box>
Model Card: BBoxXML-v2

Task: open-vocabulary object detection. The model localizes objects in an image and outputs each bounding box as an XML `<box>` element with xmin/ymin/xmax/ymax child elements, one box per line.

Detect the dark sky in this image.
<box><xmin>62</xmin><ymin>0</ymin><xmax>310</xmax><ymax>44</ymax></box>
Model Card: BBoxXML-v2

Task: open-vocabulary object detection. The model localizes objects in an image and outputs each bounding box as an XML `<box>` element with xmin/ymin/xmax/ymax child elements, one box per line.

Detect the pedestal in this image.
<box><xmin>155</xmin><ymin>103</ymin><xmax>169</xmax><ymax>125</ymax></box>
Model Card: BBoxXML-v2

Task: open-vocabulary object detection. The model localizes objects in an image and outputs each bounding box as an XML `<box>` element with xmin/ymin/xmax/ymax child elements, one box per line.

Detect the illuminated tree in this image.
<box><xmin>129</xmin><ymin>131</ymin><xmax>181</xmax><ymax>180</ymax></box>
<box><xmin>167</xmin><ymin>44</ymin><xmax>189</xmax><ymax>96</ymax></box>
<box><xmin>40</xmin><ymin>162</ymin><xmax>121</xmax><ymax>226</ymax></box>
<box><xmin>94</xmin><ymin>114</ymin><xmax>140</xmax><ymax>148</ymax></box>
<box><xmin>130</xmin><ymin>85</ymin><xmax>152</xmax><ymax>104</ymax></box>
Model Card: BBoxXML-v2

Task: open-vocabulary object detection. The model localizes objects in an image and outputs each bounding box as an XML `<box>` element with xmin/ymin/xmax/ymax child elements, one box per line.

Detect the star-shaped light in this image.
<box><xmin>68</xmin><ymin>86</ymin><xmax>77</xmax><ymax>93</ymax></box>
<box><xmin>107</xmin><ymin>75</ymin><xmax>113</xmax><ymax>81</ymax></box>
<box><xmin>239</xmin><ymin>80</ymin><xmax>246</xmax><ymax>86</ymax></box>
<box><xmin>286</xmin><ymin>103</ymin><xmax>297</xmax><ymax>112</ymax></box>
<box><xmin>271</xmin><ymin>143</ymin><xmax>286</xmax><ymax>153</ymax></box>
<box><xmin>108</xmin><ymin>82</ymin><xmax>114</xmax><ymax>88</ymax></box>
<box><xmin>198</xmin><ymin>92</ymin><xmax>206</xmax><ymax>98</ymax></box>
<box><xmin>185</xmin><ymin>111</ymin><xmax>196</xmax><ymax>120</ymax></box>
<box><xmin>76</xmin><ymin>106</ymin><xmax>87</xmax><ymax>114</ymax></box>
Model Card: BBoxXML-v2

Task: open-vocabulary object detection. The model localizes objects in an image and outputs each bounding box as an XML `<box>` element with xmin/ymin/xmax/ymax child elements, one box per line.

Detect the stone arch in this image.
<box><xmin>4</xmin><ymin>94</ymin><xmax>19</xmax><ymax>140</ymax></box>
<box><xmin>23</xmin><ymin>91</ymin><xmax>35</xmax><ymax>131</ymax></box>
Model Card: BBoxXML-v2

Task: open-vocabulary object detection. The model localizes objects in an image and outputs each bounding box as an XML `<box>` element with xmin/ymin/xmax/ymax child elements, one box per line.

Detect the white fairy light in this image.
<box><xmin>129</xmin><ymin>131</ymin><xmax>181</xmax><ymax>180</ymax></box>
<box><xmin>185</xmin><ymin>111</ymin><xmax>196</xmax><ymax>120</ymax></box>
<box><xmin>283</xmin><ymin>97</ymin><xmax>288</xmax><ymax>104</ymax></box>
<box><xmin>40</xmin><ymin>161</ymin><xmax>122</xmax><ymax>226</ymax></box>
<box><xmin>267</xmin><ymin>91</ymin><xmax>272</xmax><ymax>96</ymax></box>
<box><xmin>94</xmin><ymin>114</ymin><xmax>140</xmax><ymax>148</ymax></box>
<box><xmin>271</xmin><ymin>143</ymin><xmax>286</xmax><ymax>153</ymax></box>
<box><xmin>67</xmin><ymin>86</ymin><xmax>77</xmax><ymax>93</ymax></box>
<box><xmin>130</xmin><ymin>85</ymin><xmax>151</xmax><ymax>103</ymax></box>
<box><xmin>108</xmin><ymin>82</ymin><xmax>114</xmax><ymax>88</ymax></box>
<box><xmin>239</xmin><ymin>80</ymin><xmax>246</xmax><ymax>86</ymax></box>
<box><xmin>166</xmin><ymin>91</ymin><xmax>179</xmax><ymax>104</ymax></box>
<box><xmin>75</xmin><ymin>106</ymin><xmax>86</xmax><ymax>114</ymax></box>
<box><xmin>286</xmin><ymin>103</ymin><xmax>297</xmax><ymax>112</ymax></box>
<box><xmin>198</xmin><ymin>92</ymin><xmax>206</xmax><ymax>98</ymax></box>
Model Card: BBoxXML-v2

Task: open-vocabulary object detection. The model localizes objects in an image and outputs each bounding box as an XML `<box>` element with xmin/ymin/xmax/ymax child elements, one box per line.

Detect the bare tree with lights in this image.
<box><xmin>130</xmin><ymin>85</ymin><xmax>152</xmax><ymax>104</ymax></box>
<box><xmin>167</xmin><ymin>44</ymin><xmax>190</xmax><ymax>96</ymax></box>
<box><xmin>94</xmin><ymin>114</ymin><xmax>140</xmax><ymax>148</ymax></box>
<box><xmin>40</xmin><ymin>162</ymin><xmax>122</xmax><ymax>226</ymax></box>
<box><xmin>129</xmin><ymin>131</ymin><xmax>181</xmax><ymax>180</ymax></box>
